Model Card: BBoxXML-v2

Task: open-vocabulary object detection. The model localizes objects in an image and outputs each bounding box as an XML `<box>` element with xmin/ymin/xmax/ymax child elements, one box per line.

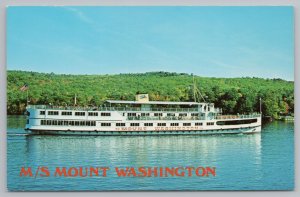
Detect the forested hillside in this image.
<box><xmin>7</xmin><ymin>70</ymin><xmax>294</xmax><ymax>118</ymax></box>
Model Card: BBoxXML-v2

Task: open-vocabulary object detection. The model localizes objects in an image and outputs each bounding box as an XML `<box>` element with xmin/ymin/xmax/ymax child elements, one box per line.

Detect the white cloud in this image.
<box><xmin>63</xmin><ymin>7</ymin><xmax>94</xmax><ymax>25</ymax></box>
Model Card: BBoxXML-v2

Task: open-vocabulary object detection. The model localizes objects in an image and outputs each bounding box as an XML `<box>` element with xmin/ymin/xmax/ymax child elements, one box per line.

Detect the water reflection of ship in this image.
<box><xmin>24</xmin><ymin>134</ymin><xmax>262</xmax><ymax>174</ymax></box>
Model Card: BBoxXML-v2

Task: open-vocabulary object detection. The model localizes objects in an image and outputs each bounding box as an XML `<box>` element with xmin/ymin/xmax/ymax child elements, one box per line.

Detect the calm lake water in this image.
<box><xmin>7</xmin><ymin>116</ymin><xmax>294</xmax><ymax>191</ymax></box>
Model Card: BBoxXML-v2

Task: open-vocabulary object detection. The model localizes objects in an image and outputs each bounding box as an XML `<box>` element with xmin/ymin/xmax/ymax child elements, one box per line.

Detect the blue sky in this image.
<box><xmin>7</xmin><ymin>6</ymin><xmax>294</xmax><ymax>80</ymax></box>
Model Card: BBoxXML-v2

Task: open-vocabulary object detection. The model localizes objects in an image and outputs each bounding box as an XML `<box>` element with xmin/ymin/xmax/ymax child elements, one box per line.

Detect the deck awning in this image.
<box><xmin>105</xmin><ymin>100</ymin><xmax>203</xmax><ymax>105</ymax></box>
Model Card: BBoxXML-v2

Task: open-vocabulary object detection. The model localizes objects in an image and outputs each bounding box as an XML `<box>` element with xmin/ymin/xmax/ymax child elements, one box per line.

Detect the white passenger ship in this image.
<box><xmin>25</xmin><ymin>93</ymin><xmax>261</xmax><ymax>135</ymax></box>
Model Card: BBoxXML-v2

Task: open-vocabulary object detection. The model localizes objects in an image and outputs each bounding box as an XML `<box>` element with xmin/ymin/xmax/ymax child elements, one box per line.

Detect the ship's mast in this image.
<box><xmin>26</xmin><ymin>89</ymin><xmax>29</xmax><ymax>106</ymax></box>
<box><xmin>74</xmin><ymin>94</ymin><xmax>77</xmax><ymax>106</ymax></box>
<box><xmin>259</xmin><ymin>97</ymin><xmax>262</xmax><ymax>114</ymax></box>
<box><xmin>192</xmin><ymin>75</ymin><xmax>206</xmax><ymax>103</ymax></box>
<box><xmin>193</xmin><ymin>75</ymin><xmax>197</xmax><ymax>102</ymax></box>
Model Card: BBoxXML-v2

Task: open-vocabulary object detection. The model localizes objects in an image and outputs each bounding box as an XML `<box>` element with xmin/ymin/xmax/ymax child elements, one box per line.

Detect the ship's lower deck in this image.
<box><xmin>27</xmin><ymin>125</ymin><xmax>261</xmax><ymax>135</ymax></box>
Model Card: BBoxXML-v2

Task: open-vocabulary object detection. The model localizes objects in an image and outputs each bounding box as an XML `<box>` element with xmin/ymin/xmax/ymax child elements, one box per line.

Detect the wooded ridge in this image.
<box><xmin>7</xmin><ymin>70</ymin><xmax>294</xmax><ymax>118</ymax></box>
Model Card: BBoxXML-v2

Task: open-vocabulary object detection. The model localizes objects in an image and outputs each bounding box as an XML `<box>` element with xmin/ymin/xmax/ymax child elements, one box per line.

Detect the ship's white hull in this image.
<box><xmin>25</xmin><ymin>104</ymin><xmax>262</xmax><ymax>136</ymax></box>
<box><xmin>26</xmin><ymin>125</ymin><xmax>261</xmax><ymax>135</ymax></box>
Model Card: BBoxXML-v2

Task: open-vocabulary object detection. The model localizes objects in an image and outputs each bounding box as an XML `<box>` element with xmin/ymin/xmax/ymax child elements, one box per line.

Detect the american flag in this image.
<box><xmin>20</xmin><ymin>84</ymin><xmax>29</xmax><ymax>91</ymax></box>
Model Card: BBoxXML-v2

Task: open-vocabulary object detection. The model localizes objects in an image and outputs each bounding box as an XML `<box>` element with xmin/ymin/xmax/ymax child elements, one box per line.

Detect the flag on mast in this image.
<box><xmin>20</xmin><ymin>84</ymin><xmax>29</xmax><ymax>91</ymax></box>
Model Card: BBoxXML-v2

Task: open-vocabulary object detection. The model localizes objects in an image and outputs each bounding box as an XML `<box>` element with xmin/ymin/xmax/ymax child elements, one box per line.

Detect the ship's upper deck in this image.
<box><xmin>27</xmin><ymin>93</ymin><xmax>219</xmax><ymax>113</ymax></box>
<box><xmin>105</xmin><ymin>93</ymin><xmax>210</xmax><ymax>106</ymax></box>
<box><xmin>105</xmin><ymin>100</ymin><xmax>204</xmax><ymax>106</ymax></box>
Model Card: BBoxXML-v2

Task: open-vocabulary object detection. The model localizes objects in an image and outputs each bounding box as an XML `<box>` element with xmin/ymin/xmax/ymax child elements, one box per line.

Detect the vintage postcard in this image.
<box><xmin>7</xmin><ymin>6</ymin><xmax>294</xmax><ymax>191</ymax></box>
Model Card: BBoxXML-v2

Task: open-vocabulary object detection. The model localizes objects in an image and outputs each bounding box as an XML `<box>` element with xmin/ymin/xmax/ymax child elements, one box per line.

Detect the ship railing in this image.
<box><xmin>215</xmin><ymin>114</ymin><xmax>261</xmax><ymax>120</ymax></box>
<box><xmin>98</xmin><ymin>107</ymin><xmax>199</xmax><ymax>112</ymax></box>
<box><xmin>127</xmin><ymin>116</ymin><xmax>206</xmax><ymax>121</ymax></box>
<box><xmin>27</xmin><ymin>105</ymin><xmax>200</xmax><ymax>112</ymax></box>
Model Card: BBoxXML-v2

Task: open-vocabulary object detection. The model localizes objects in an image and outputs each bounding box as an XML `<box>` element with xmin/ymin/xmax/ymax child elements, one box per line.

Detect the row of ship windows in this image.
<box><xmin>40</xmin><ymin>120</ymin><xmax>214</xmax><ymax>127</ymax></box>
<box><xmin>41</xmin><ymin>111</ymin><xmax>200</xmax><ymax>117</ymax></box>
<box><xmin>41</xmin><ymin>111</ymin><xmax>111</xmax><ymax>117</ymax></box>
<box><xmin>41</xmin><ymin>120</ymin><xmax>96</xmax><ymax>126</ymax></box>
